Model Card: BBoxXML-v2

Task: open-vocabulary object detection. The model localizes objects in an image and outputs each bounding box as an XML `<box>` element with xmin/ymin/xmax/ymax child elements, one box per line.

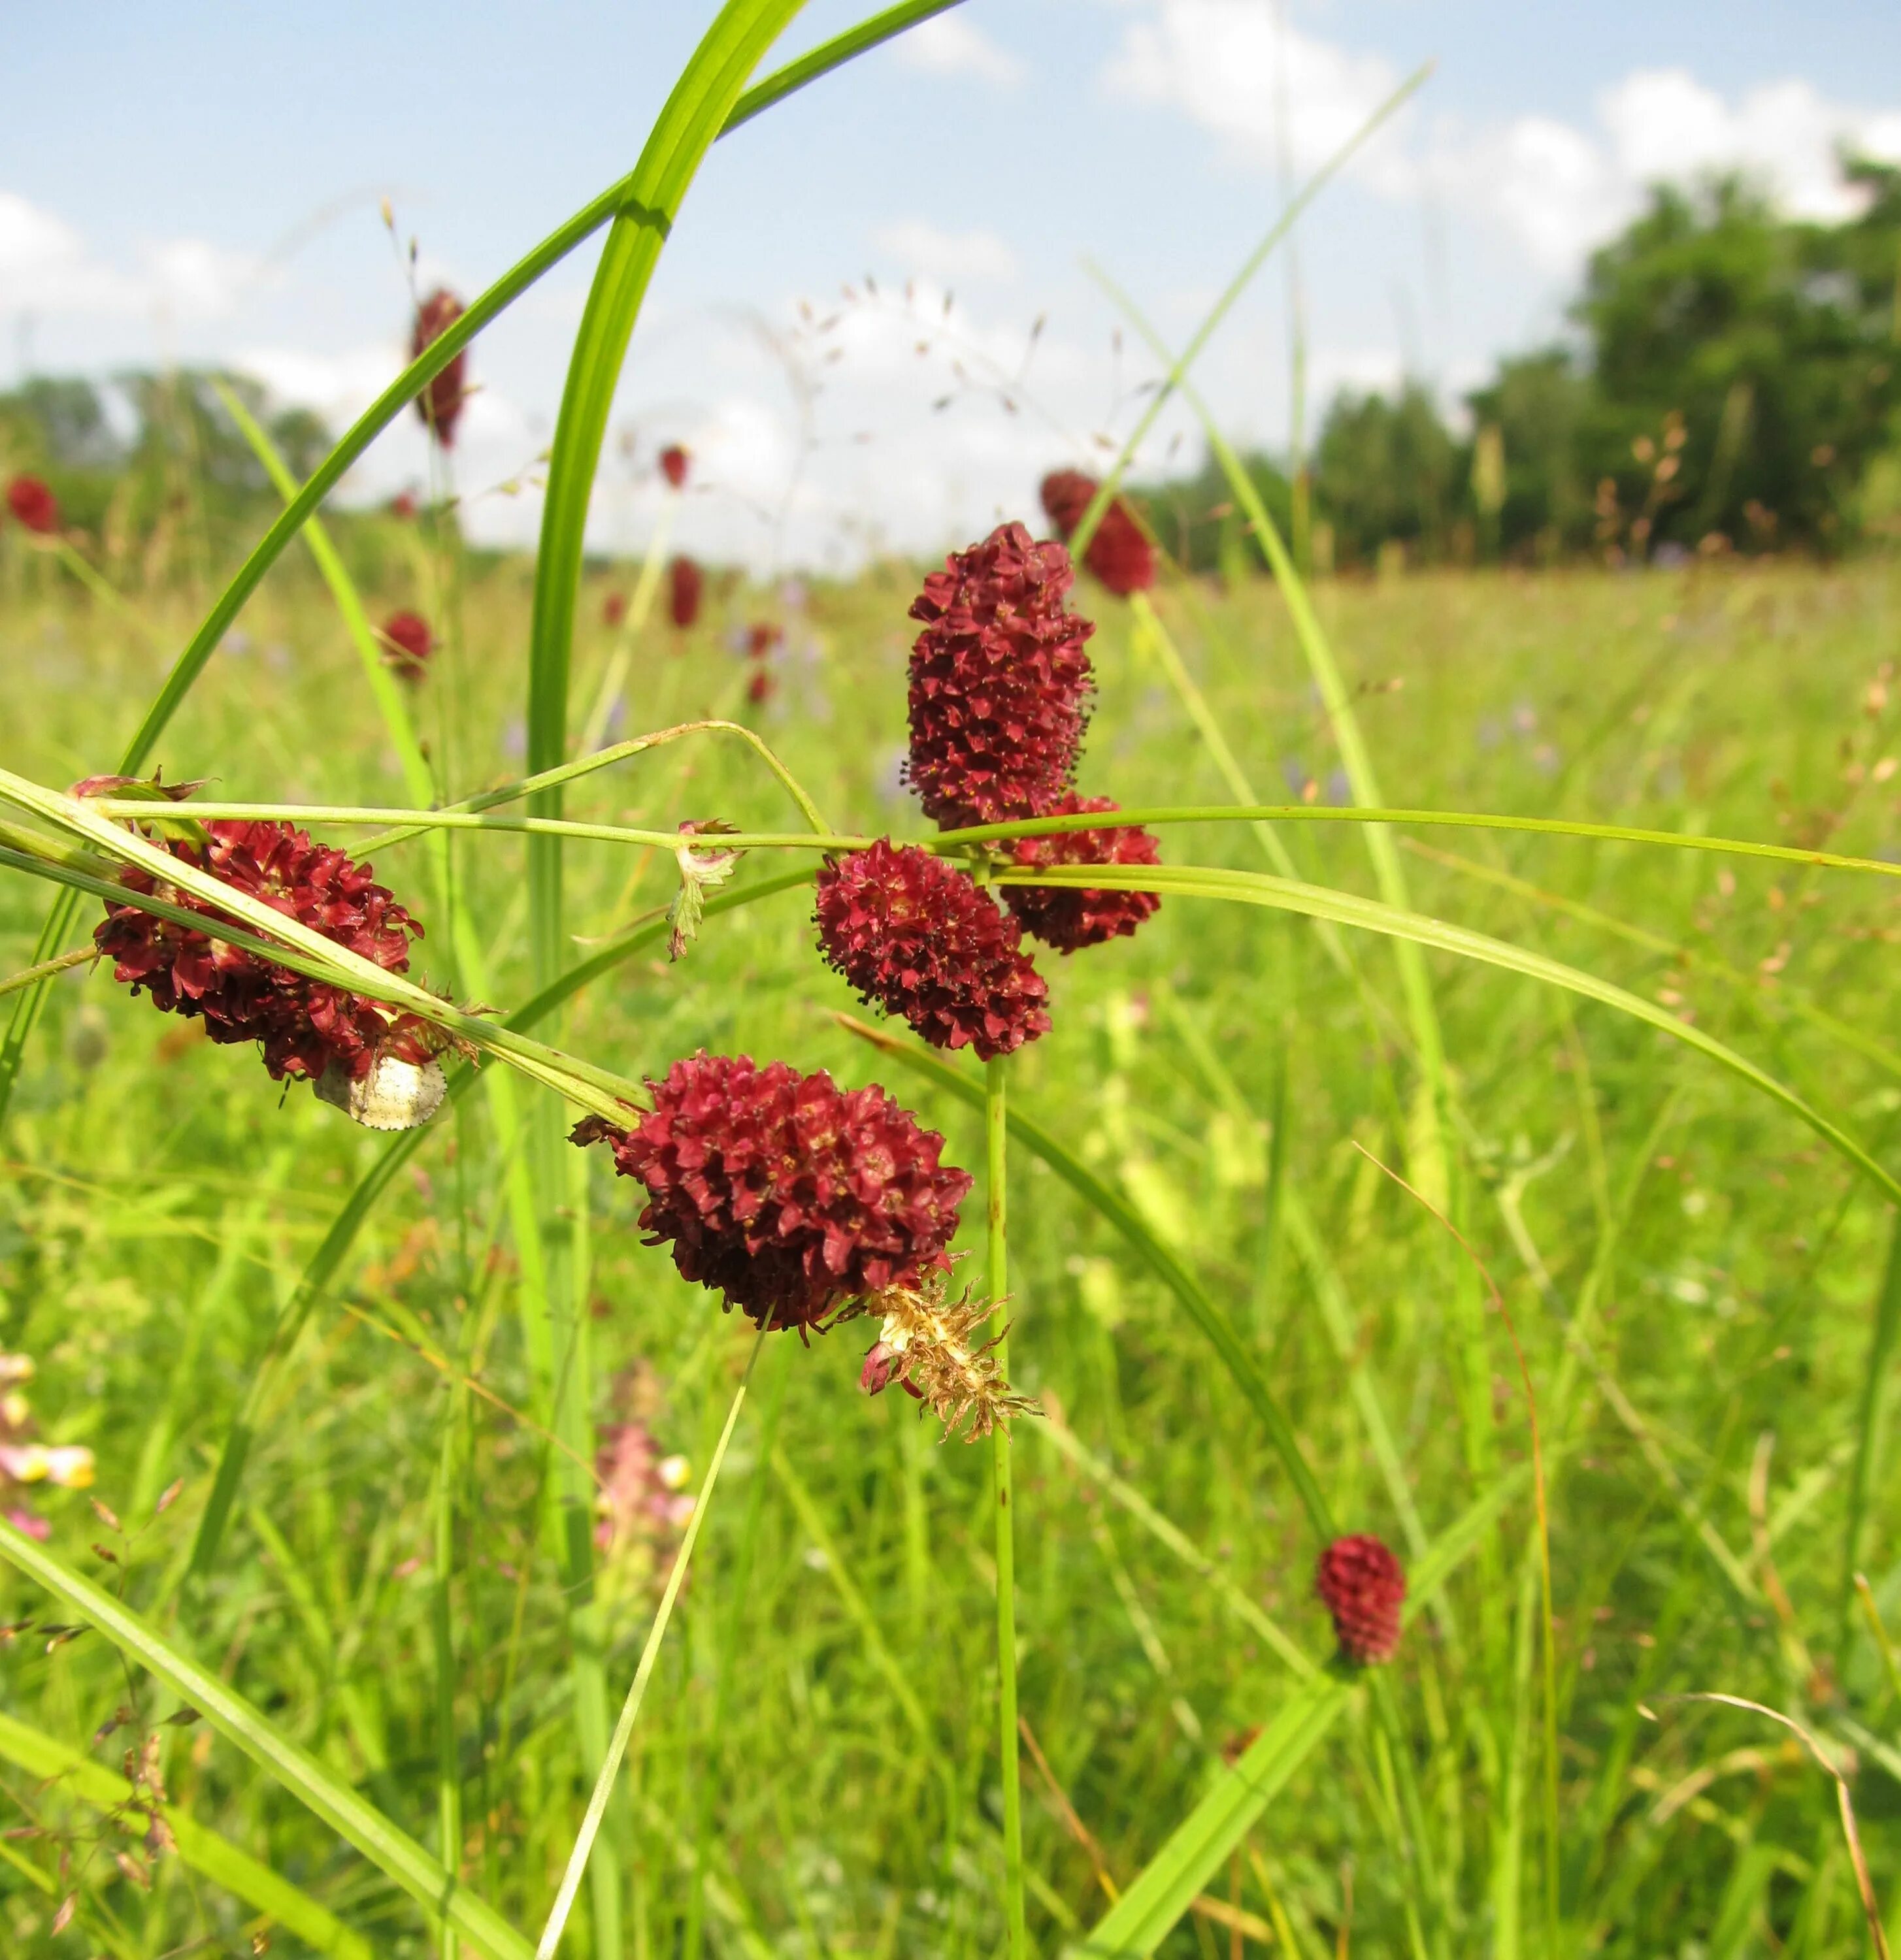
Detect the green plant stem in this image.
<box><xmin>986</xmin><ymin>1050</ymin><xmax>1028</xmax><ymax>1960</ymax></box>
<box><xmin>535</xmin><ymin>1326</ymin><xmax>769</xmax><ymax>1959</ymax></box>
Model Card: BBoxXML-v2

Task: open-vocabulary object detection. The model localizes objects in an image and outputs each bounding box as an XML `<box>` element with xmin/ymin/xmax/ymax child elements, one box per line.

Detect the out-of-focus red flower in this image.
<box><xmin>816</xmin><ymin>840</ymin><xmax>1050</xmax><ymax>1059</ymax></box>
<box><xmin>1004</xmin><ymin>794</ymin><xmax>1162</xmax><ymax>953</ymax></box>
<box><xmin>669</xmin><ymin>555</ymin><xmax>703</xmax><ymax>629</ymax></box>
<box><xmin>6</xmin><ymin>475</ymin><xmax>59</xmax><ymax>536</ymax></box>
<box><xmin>411</xmin><ymin>288</ymin><xmax>468</xmax><ymax>446</ymax></box>
<box><xmin>93</xmin><ymin>818</ymin><xmax>438</xmax><ymax>1086</ymax></box>
<box><xmin>745</xmin><ymin>621</ymin><xmax>782</xmax><ymax>659</ymax></box>
<box><xmin>747</xmin><ymin>667</ymin><xmax>774</xmax><ymax>705</ymax></box>
<box><xmin>1316</xmin><ymin>1534</ymin><xmax>1406</xmax><ymax>1665</ymax></box>
<box><xmin>659</xmin><ymin>444</ymin><xmax>691</xmax><ymax>489</ymax></box>
<box><xmin>906</xmin><ymin>522</ymin><xmax>1095</xmax><ymax>828</ymax></box>
<box><xmin>389</xmin><ymin>490</ymin><xmax>419</xmax><ymax>521</ymax></box>
<box><xmin>1041</xmin><ymin>469</ymin><xmax>1157</xmax><ymax>597</ymax></box>
<box><xmin>380</xmin><ymin>610</ymin><xmax>433</xmax><ymax>679</ymax></box>
<box><xmin>572</xmin><ymin>1053</ymin><xmax>970</xmax><ymax>1331</ymax></box>
<box><xmin>603</xmin><ymin>590</ymin><xmax>629</xmax><ymax>629</ymax></box>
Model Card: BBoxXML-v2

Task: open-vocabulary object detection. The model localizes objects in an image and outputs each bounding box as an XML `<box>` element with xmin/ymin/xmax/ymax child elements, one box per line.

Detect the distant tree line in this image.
<box><xmin>1141</xmin><ymin>162</ymin><xmax>1901</xmax><ymax>572</ymax></box>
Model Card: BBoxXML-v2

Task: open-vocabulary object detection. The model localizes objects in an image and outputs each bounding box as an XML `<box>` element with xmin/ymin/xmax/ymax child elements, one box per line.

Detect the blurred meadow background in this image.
<box><xmin>5</xmin><ymin>5</ymin><xmax>1901</xmax><ymax>1958</ymax></box>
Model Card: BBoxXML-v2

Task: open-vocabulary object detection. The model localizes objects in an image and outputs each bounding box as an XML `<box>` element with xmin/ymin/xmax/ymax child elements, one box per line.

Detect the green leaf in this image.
<box><xmin>0</xmin><ymin>1520</ymin><xmax>533</xmax><ymax>1960</ymax></box>
<box><xmin>1063</xmin><ymin>1673</ymin><xmax>1352</xmax><ymax>1957</ymax></box>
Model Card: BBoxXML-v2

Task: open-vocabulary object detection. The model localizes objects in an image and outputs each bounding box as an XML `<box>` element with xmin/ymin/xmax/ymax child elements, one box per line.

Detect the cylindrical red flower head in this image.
<box><xmin>1004</xmin><ymin>795</ymin><xmax>1162</xmax><ymax>953</ymax></box>
<box><xmin>6</xmin><ymin>475</ymin><xmax>59</xmax><ymax>536</ymax></box>
<box><xmin>745</xmin><ymin>621</ymin><xmax>782</xmax><ymax>660</ymax></box>
<box><xmin>659</xmin><ymin>444</ymin><xmax>691</xmax><ymax>489</ymax></box>
<box><xmin>816</xmin><ymin>840</ymin><xmax>1051</xmax><ymax>1060</ymax></box>
<box><xmin>906</xmin><ymin>521</ymin><xmax>1095</xmax><ymax>828</ymax></box>
<box><xmin>411</xmin><ymin>288</ymin><xmax>468</xmax><ymax>446</ymax></box>
<box><xmin>380</xmin><ymin>610</ymin><xmax>433</xmax><ymax>679</ymax></box>
<box><xmin>572</xmin><ymin>1053</ymin><xmax>972</xmax><ymax>1331</ymax></box>
<box><xmin>746</xmin><ymin>667</ymin><xmax>774</xmax><ymax>705</ymax></box>
<box><xmin>1316</xmin><ymin>1534</ymin><xmax>1406</xmax><ymax>1665</ymax></box>
<box><xmin>669</xmin><ymin>555</ymin><xmax>703</xmax><ymax>629</ymax></box>
<box><xmin>603</xmin><ymin>590</ymin><xmax>629</xmax><ymax>629</ymax></box>
<box><xmin>1041</xmin><ymin>469</ymin><xmax>1157</xmax><ymax>598</ymax></box>
<box><xmin>93</xmin><ymin>819</ymin><xmax>436</xmax><ymax>1086</ymax></box>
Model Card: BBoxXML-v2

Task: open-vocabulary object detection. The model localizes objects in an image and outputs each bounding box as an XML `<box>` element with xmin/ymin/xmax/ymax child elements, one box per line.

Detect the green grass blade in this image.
<box><xmin>723</xmin><ymin>1</ymin><xmax>965</xmax><ymax>133</ymax></box>
<box><xmin>836</xmin><ymin>1013</ymin><xmax>1336</xmax><ymax>1539</ymax></box>
<box><xmin>1063</xmin><ymin>1674</ymin><xmax>1352</xmax><ymax>1957</ymax></box>
<box><xmin>1842</xmin><ymin>1217</ymin><xmax>1901</xmax><ymax>1627</ymax></box>
<box><xmin>993</xmin><ymin>861</ymin><xmax>1900</xmax><ymax>1205</ymax></box>
<box><xmin>0</xmin><ymin>1712</ymin><xmax>375</xmax><ymax>1959</ymax></box>
<box><xmin>0</xmin><ymin>1520</ymin><xmax>533</xmax><ymax>1960</ymax></box>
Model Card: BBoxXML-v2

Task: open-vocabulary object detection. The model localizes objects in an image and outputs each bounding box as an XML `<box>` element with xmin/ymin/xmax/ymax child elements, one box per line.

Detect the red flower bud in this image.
<box><xmin>572</xmin><ymin>1053</ymin><xmax>971</xmax><ymax>1331</ymax></box>
<box><xmin>6</xmin><ymin>475</ymin><xmax>59</xmax><ymax>536</ymax></box>
<box><xmin>669</xmin><ymin>555</ymin><xmax>703</xmax><ymax>629</ymax></box>
<box><xmin>411</xmin><ymin>288</ymin><xmax>468</xmax><ymax>446</ymax></box>
<box><xmin>906</xmin><ymin>522</ymin><xmax>1095</xmax><ymax>828</ymax></box>
<box><xmin>380</xmin><ymin>610</ymin><xmax>433</xmax><ymax>679</ymax></box>
<box><xmin>1004</xmin><ymin>795</ymin><xmax>1162</xmax><ymax>953</ymax></box>
<box><xmin>659</xmin><ymin>444</ymin><xmax>690</xmax><ymax>489</ymax></box>
<box><xmin>816</xmin><ymin>840</ymin><xmax>1050</xmax><ymax>1059</ymax></box>
<box><xmin>1041</xmin><ymin>469</ymin><xmax>1157</xmax><ymax>597</ymax></box>
<box><xmin>1316</xmin><ymin>1534</ymin><xmax>1406</xmax><ymax>1665</ymax></box>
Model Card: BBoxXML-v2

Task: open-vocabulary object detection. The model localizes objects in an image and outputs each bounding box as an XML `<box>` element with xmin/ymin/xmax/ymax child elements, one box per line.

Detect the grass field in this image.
<box><xmin>5</xmin><ymin>534</ymin><xmax>1901</xmax><ymax>1959</ymax></box>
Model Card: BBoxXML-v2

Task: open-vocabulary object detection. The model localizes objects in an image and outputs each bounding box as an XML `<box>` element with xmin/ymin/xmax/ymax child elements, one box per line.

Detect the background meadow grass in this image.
<box><xmin>5</xmin><ymin>534</ymin><xmax>1901</xmax><ymax>1957</ymax></box>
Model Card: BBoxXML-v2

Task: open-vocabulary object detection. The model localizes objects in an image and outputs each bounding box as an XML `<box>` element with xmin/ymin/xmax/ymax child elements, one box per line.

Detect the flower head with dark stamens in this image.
<box><xmin>380</xmin><ymin>610</ymin><xmax>433</xmax><ymax>679</ymax></box>
<box><xmin>1316</xmin><ymin>1533</ymin><xmax>1406</xmax><ymax>1665</ymax></box>
<box><xmin>1041</xmin><ymin>468</ymin><xmax>1157</xmax><ymax>597</ymax></box>
<box><xmin>94</xmin><ymin>818</ymin><xmax>439</xmax><ymax>1088</ymax></box>
<box><xmin>659</xmin><ymin>444</ymin><xmax>691</xmax><ymax>489</ymax></box>
<box><xmin>411</xmin><ymin>288</ymin><xmax>468</xmax><ymax>446</ymax></box>
<box><xmin>816</xmin><ymin>840</ymin><xmax>1050</xmax><ymax>1059</ymax></box>
<box><xmin>906</xmin><ymin>521</ymin><xmax>1095</xmax><ymax>827</ymax></box>
<box><xmin>1004</xmin><ymin>795</ymin><xmax>1162</xmax><ymax>953</ymax></box>
<box><xmin>6</xmin><ymin>475</ymin><xmax>58</xmax><ymax>536</ymax></box>
<box><xmin>572</xmin><ymin>1053</ymin><xmax>970</xmax><ymax>1331</ymax></box>
<box><xmin>669</xmin><ymin>555</ymin><xmax>703</xmax><ymax>629</ymax></box>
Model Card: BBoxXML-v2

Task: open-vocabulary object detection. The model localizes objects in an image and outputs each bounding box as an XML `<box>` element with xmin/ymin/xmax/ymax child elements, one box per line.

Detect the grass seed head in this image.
<box><xmin>572</xmin><ymin>1052</ymin><xmax>972</xmax><ymax>1332</ymax></box>
<box><xmin>905</xmin><ymin>521</ymin><xmax>1095</xmax><ymax>827</ymax></box>
<box><xmin>816</xmin><ymin>839</ymin><xmax>1051</xmax><ymax>1060</ymax></box>
<box><xmin>1005</xmin><ymin>794</ymin><xmax>1163</xmax><ymax>953</ymax></box>
<box><xmin>1316</xmin><ymin>1533</ymin><xmax>1406</xmax><ymax>1665</ymax></box>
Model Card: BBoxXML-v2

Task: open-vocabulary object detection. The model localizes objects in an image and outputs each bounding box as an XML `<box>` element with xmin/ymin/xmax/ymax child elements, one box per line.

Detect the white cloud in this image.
<box><xmin>874</xmin><ymin>219</ymin><xmax>1019</xmax><ymax>284</ymax></box>
<box><xmin>1442</xmin><ymin>70</ymin><xmax>1901</xmax><ymax>272</ymax></box>
<box><xmin>0</xmin><ymin>189</ymin><xmax>257</xmax><ymax>320</ymax></box>
<box><xmin>1102</xmin><ymin>1</ymin><xmax>1404</xmax><ymax>178</ymax></box>
<box><xmin>895</xmin><ymin>13</ymin><xmax>1024</xmax><ymax>88</ymax></box>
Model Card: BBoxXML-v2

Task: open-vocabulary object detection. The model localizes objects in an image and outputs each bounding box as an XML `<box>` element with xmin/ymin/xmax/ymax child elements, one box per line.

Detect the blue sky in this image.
<box><xmin>6</xmin><ymin>1</ymin><xmax>1900</xmax><ymax>568</ymax></box>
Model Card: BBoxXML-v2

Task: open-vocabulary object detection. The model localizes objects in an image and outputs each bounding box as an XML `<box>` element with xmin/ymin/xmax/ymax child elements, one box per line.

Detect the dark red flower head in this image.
<box><xmin>411</xmin><ymin>288</ymin><xmax>468</xmax><ymax>446</ymax></box>
<box><xmin>816</xmin><ymin>840</ymin><xmax>1050</xmax><ymax>1060</ymax></box>
<box><xmin>1316</xmin><ymin>1534</ymin><xmax>1406</xmax><ymax>1665</ymax></box>
<box><xmin>380</xmin><ymin>610</ymin><xmax>433</xmax><ymax>679</ymax></box>
<box><xmin>572</xmin><ymin>1053</ymin><xmax>971</xmax><ymax>1331</ymax></box>
<box><xmin>603</xmin><ymin>590</ymin><xmax>629</xmax><ymax>629</ymax></box>
<box><xmin>747</xmin><ymin>667</ymin><xmax>774</xmax><ymax>706</ymax></box>
<box><xmin>6</xmin><ymin>475</ymin><xmax>59</xmax><ymax>536</ymax></box>
<box><xmin>1004</xmin><ymin>795</ymin><xmax>1162</xmax><ymax>953</ymax></box>
<box><xmin>389</xmin><ymin>490</ymin><xmax>419</xmax><ymax>520</ymax></box>
<box><xmin>659</xmin><ymin>444</ymin><xmax>691</xmax><ymax>489</ymax></box>
<box><xmin>745</xmin><ymin>621</ymin><xmax>782</xmax><ymax>660</ymax></box>
<box><xmin>94</xmin><ymin>819</ymin><xmax>436</xmax><ymax>1086</ymax></box>
<box><xmin>1041</xmin><ymin>469</ymin><xmax>1157</xmax><ymax>598</ymax></box>
<box><xmin>669</xmin><ymin>555</ymin><xmax>703</xmax><ymax>630</ymax></box>
<box><xmin>906</xmin><ymin>522</ymin><xmax>1095</xmax><ymax>828</ymax></box>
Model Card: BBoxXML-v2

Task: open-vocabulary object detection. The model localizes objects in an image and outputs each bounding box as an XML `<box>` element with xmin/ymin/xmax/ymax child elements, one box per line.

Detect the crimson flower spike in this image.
<box><xmin>6</xmin><ymin>475</ymin><xmax>59</xmax><ymax>536</ymax></box>
<box><xmin>1316</xmin><ymin>1534</ymin><xmax>1406</xmax><ymax>1665</ymax></box>
<box><xmin>1041</xmin><ymin>468</ymin><xmax>1157</xmax><ymax>597</ymax></box>
<box><xmin>411</xmin><ymin>288</ymin><xmax>468</xmax><ymax>446</ymax></box>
